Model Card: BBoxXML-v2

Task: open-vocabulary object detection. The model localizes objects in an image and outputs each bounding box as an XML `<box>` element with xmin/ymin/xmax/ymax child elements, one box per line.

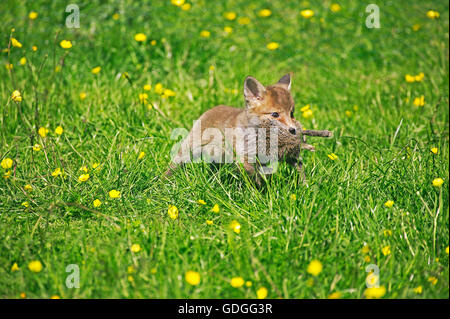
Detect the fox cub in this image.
<box><xmin>166</xmin><ymin>74</ymin><xmax>315</xmax><ymax>185</ymax></box>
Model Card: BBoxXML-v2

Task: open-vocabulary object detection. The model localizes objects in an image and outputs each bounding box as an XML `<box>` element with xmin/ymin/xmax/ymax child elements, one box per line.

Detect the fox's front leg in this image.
<box><xmin>241</xmin><ymin>160</ymin><xmax>262</xmax><ymax>187</ymax></box>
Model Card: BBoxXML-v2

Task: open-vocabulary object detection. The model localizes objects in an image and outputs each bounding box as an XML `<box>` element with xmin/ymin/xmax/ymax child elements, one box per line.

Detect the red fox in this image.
<box><xmin>166</xmin><ymin>74</ymin><xmax>331</xmax><ymax>185</ymax></box>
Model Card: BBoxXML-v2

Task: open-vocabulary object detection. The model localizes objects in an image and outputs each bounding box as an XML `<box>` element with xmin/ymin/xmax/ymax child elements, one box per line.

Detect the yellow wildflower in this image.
<box><xmin>445</xmin><ymin>246</ymin><xmax>449</xmax><ymax>254</ymax></box>
<box><xmin>300</xmin><ymin>9</ymin><xmax>314</xmax><ymax>18</ymax></box>
<box><xmin>28</xmin><ymin>260</ymin><xmax>43</xmax><ymax>273</ymax></box>
<box><xmin>383</xmin><ymin>229</ymin><xmax>392</xmax><ymax>237</ymax></box>
<box><xmin>50</xmin><ymin>295</ymin><xmax>60</xmax><ymax>299</ymax></box>
<box><xmin>11</xmin><ymin>38</ymin><xmax>23</xmax><ymax>48</ymax></box>
<box><xmin>290</xmin><ymin>194</ymin><xmax>297</xmax><ymax>201</ymax></box>
<box><xmin>256</xmin><ymin>287</ymin><xmax>268</xmax><ymax>299</ymax></box>
<box><xmin>245</xmin><ymin>281</ymin><xmax>252</xmax><ymax>287</ymax></box>
<box><xmin>32</xmin><ymin>45</ymin><xmax>37</xmax><ymax>51</ymax></box>
<box><xmin>200</xmin><ymin>30</ymin><xmax>211</xmax><ymax>38</ymax></box>
<box><xmin>59</xmin><ymin>40</ymin><xmax>72</xmax><ymax>49</ymax></box>
<box><xmin>328</xmin><ymin>291</ymin><xmax>342</xmax><ymax>299</ymax></box>
<box><xmin>138</xmin><ymin>152</ymin><xmax>145</xmax><ymax>160</ymax></box>
<box><xmin>29</xmin><ymin>11</ymin><xmax>38</xmax><ymax>19</ymax></box>
<box><xmin>211</xmin><ymin>204</ymin><xmax>220</xmax><ymax>213</ymax></box>
<box><xmin>224</xmin><ymin>12</ymin><xmax>237</xmax><ymax>20</ymax></box>
<box><xmin>258</xmin><ymin>9</ymin><xmax>272</xmax><ymax>18</ymax></box>
<box><xmin>109</xmin><ymin>189</ymin><xmax>121</xmax><ymax>198</ymax></box>
<box><xmin>168</xmin><ymin>205</ymin><xmax>179</xmax><ymax>220</ymax></box>
<box><xmin>238</xmin><ymin>17</ymin><xmax>251</xmax><ymax>25</ymax></box>
<box><xmin>300</xmin><ymin>104</ymin><xmax>310</xmax><ymax>112</ymax></box>
<box><xmin>78</xmin><ymin>174</ymin><xmax>90</xmax><ymax>182</ymax></box>
<box><xmin>130</xmin><ymin>244</ymin><xmax>141</xmax><ymax>253</ymax></box>
<box><xmin>38</xmin><ymin>127</ymin><xmax>49</xmax><ymax>138</ymax></box>
<box><xmin>431</xmin><ymin>147</ymin><xmax>438</xmax><ymax>154</ymax></box>
<box><xmin>11</xmin><ymin>262</ymin><xmax>19</xmax><ymax>272</ymax></box>
<box><xmin>185</xmin><ymin>270</ymin><xmax>200</xmax><ymax>285</ymax></box>
<box><xmin>364</xmin><ymin>255</ymin><xmax>371</xmax><ymax>262</ymax></box>
<box><xmin>384</xmin><ymin>200</ymin><xmax>394</xmax><ymax>208</ymax></box>
<box><xmin>230</xmin><ymin>220</ymin><xmax>241</xmax><ymax>234</ymax></box>
<box><xmin>55</xmin><ymin>126</ymin><xmax>63</xmax><ymax>135</ymax></box>
<box><xmin>224</xmin><ymin>26</ymin><xmax>233</xmax><ymax>34</ymax></box>
<box><xmin>415</xmin><ymin>72</ymin><xmax>424</xmax><ymax>82</ymax></box>
<box><xmin>24</xmin><ymin>184</ymin><xmax>33</xmax><ymax>191</ymax></box>
<box><xmin>432</xmin><ymin>178</ymin><xmax>444</xmax><ymax>187</ymax></box>
<box><xmin>171</xmin><ymin>0</ymin><xmax>185</xmax><ymax>6</ymax></box>
<box><xmin>91</xmin><ymin>66</ymin><xmax>101</xmax><ymax>74</ymax></box>
<box><xmin>307</xmin><ymin>259</ymin><xmax>323</xmax><ymax>276</ymax></box>
<box><xmin>1</xmin><ymin>158</ymin><xmax>13</xmax><ymax>169</ymax></box>
<box><xmin>51</xmin><ymin>168</ymin><xmax>62</xmax><ymax>177</ymax></box>
<box><xmin>112</xmin><ymin>13</ymin><xmax>120</xmax><ymax>20</ymax></box>
<box><xmin>413</xmin><ymin>95</ymin><xmax>425</xmax><ymax>107</ymax></box>
<box><xmin>206</xmin><ymin>220</ymin><xmax>213</xmax><ymax>225</ymax></box>
<box><xmin>20</xmin><ymin>57</ymin><xmax>27</xmax><ymax>65</ymax></box>
<box><xmin>230</xmin><ymin>277</ymin><xmax>245</xmax><ymax>288</ymax></box>
<box><xmin>428</xmin><ymin>276</ymin><xmax>438</xmax><ymax>285</ymax></box>
<box><xmin>181</xmin><ymin>3</ymin><xmax>191</xmax><ymax>11</ymax></box>
<box><xmin>267</xmin><ymin>42</ymin><xmax>280</xmax><ymax>50</ymax></box>
<box><xmin>92</xmin><ymin>162</ymin><xmax>100</xmax><ymax>169</ymax></box>
<box><xmin>150</xmin><ymin>40</ymin><xmax>157</xmax><ymax>45</ymax></box>
<box><xmin>412</xmin><ymin>24</ymin><xmax>421</xmax><ymax>32</ymax></box>
<box><xmin>413</xmin><ymin>286</ymin><xmax>423</xmax><ymax>294</ymax></box>
<box><xmin>426</xmin><ymin>10</ymin><xmax>440</xmax><ymax>19</ymax></box>
<box><xmin>362</xmin><ymin>244</ymin><xmax>370</xmax><ymax>254</ymax></box>
<box><xmin>20</xmin><ymin>292</ymin><xmax>26</xmax><ymax>299</ymax></box>
<box><xmin>139</xmin><ymin>93</ymin><xmax>148</xmax><ymax>103</ymax></box>
<box><xmin>197</xmin><ymin>199</ymin><xmax>206</xmax><ymax>205</ymax></box>
<box><xmin>21</xmin><ymin>201</ymin><xmax>29</xmax><ymax>208</ymax></box>
<box><xmin>327</xmin><ymin>153</ymin><xmax>338</xmax><ymax>161</ymax></box>
<box><xmin>11</xmin><ymin>90</ymin><xmax>22</xmax><ymax>102</ymax></box>
<box><xmin>93</xmin><ymin>199</ymin><xmax>101</xmax><ymax>207</ymax></box>
<box><xmin>5</xmin><ymin>63</ymin><xmax>13</xmax><ymax>70</ymax></box>
<box><xmin>330</xmin><ymin>4</ymin><xmax>341</xmax><ymax>12</ymax></box>
<box><xmin>154</xmin><ymin>83</ymin><xmax>163</xmax><ymax>94</ymax></box>
<box><xmin>134</xmin><ymin>33</ymin><xmax>147</xmax><ymax>42</ymax></box>
<box><xmin>143</xmin><ymin>84</ymin><xmax>151</xmax><ymax>91</ymax></box>
<box><xmin>79</xmin><ymin>92</ymin><xmax>87</xmax><ymax>100</ymax></box>
<box><xmin>382</xmin><ymin>246</ymin><xmax>391</xmax><ymax>256</ymax></box>
<box><xmin>364</xmin><ymin>286</ymin><xmax>386</xmax><ymax>299</ymax></box>
<box><xmin>302</xmin><ymin>109</ymin><xmax>313</xmax><ymax>119</ymax></box>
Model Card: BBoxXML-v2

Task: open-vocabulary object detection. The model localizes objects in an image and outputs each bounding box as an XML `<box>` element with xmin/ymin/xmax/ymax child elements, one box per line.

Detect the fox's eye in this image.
<box><xmin>290</xmin><ymin>111</ymin><xmax>294</xmax><ymax>118</ymax></box>
<box><xmin>271</xmin><ymin>112</ymin><xmax>279</xmax><ymax>118</ymax></box>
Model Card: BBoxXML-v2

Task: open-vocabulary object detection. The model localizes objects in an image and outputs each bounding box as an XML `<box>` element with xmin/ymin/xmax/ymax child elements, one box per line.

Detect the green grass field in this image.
<box><xmin>0</xmin><ymin>0</ymin><xmax>448</xmax><ymax>299</ymax></box>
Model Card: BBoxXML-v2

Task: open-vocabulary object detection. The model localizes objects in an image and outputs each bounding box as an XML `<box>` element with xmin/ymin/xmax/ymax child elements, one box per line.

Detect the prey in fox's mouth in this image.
<box><xmin>166</xmin><ymin>73</ymin><xmax>332</xmax><ymax>185</ymax></box>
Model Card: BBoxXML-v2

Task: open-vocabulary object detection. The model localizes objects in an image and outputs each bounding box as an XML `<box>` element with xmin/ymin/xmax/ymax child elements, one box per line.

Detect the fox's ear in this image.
<box><xmin>276</xmin><ymin>73</ymin><xmax>291</xmax><ymax>90</ymax></box>
<box><xmin>244</xmin><ymin>76</ymin><xmax>266</xmax><ymax>106</ymax></box>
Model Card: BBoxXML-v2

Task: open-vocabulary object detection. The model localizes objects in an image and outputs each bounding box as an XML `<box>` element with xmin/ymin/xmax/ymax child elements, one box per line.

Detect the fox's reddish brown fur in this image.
<box><xmin>166</xmin><ymin>74</ymin><xmax>315</xmax><ymax>185</ymax></box>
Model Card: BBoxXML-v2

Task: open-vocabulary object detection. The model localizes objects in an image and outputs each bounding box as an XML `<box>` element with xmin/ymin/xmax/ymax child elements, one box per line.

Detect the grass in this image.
<box><xmin>0</xmin><ymin>0</ymin><xmax>448</xmax><ymax>299</ymax></box>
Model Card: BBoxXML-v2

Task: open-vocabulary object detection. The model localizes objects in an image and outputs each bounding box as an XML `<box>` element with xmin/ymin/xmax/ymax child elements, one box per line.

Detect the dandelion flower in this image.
<box><xmin>11</xmin><ymin>38</ymin><xmax>23</xmax><ymax>48</ymax></box>
<box><xmin>154</xmin><ymin>83</ymin><xmax>164</xmax><ymax>94</ymax></box>
<box><xmin>79</xmin><ymin>92</ymin><xmax>87</xmax><ymax>100</ymax></box>
<box><xmin>171</xmin><ymin>0</ymin><xmax>185</xmax><ymax>6</ymax></box>
<box><xmin>20</xmin><ymin>57</ymin><xmax>27</xmax><ymax>65</ymax></box>
<box><xmin>130</xmin><ymin>244</ymin><xmax>141</xmax><ymax>253</ymax></box>
<box><xmin>185</xmin><ymin>270</ymin><xmax>200</xmax><ymax>285</ymax></box>
<box><xmin>381</xmin><ymin>246</ymin><xmax>391</xmax><ymax>256</ymax></box>
<box><xmin>55</xmin><ymin>126</ymin><xmax>63</xmax><ymax>135</ymax></box>
<box><xmin>230</xmin><ymin>277</ymin><xmax>245</xmax><ymax>288</ymax></box>
<box><xmin>245</xmin><ymin>281</ymin><xmax>252</xmax><ymax>287</ymax></box>
<box><xmin>38</xmin><ymin>127</ymin><xmax>49</xmax><ymax>138</ymax></box>
<box><xmin>206</xmin><ymin>220</ymin><xmax>213</xmax><ymax>225</ymax></box>
<box><xmin>432</xmin><ymin>178</ymin><xmax>444</xmax><ymax>187</ymax></box>
<box><xmin>11</xmin><ymin>90</ymin><xmax>22</xmax><ymax>102</ymax></box>
<box><xmin>200</xmin><ymin>30</ymin><xmax>211</xmax><ymax>38</ymax></box>
<box><xmin>445</xmin><ymin>246</ymin><xmax>449</xmax><ymax>254</ymax></box>
<box><xmin>230</xmin><ymin>220</ymin><xmax>241</xmax><ymax>234</ymax></box>
<box><xmin>302</xmin><ymin>109</ymin><xmax>313</xmax><ymax>119</ymax></box>
<box><xmin>307</xmin><ymin>259</ymin><xmax>323</xmax><ymax>276</ymax></box>
<box><xmin>289</xmin><ymin>194</ymin><xmax>297</xmax><ymax>201</ymax></box>
<box><xmin>11</xmin><ymin>263</ymin><xmax>19</xmax><ymax>272</ymax></box>
<box><xmin>224</xmin><ymin>26</ymin><xmax>233</xmax><ymax>34</ymax></box>
<box><xmin>168</xmin><ymin>205</ymin><xmax>179</xmax><ymax>220</ymax></box>
<box><xmin>24</xmin><ymin>184</ymin><xmax>33</xmax><ymax>191</ymax></box>
<box><xmin>51</xmin><ymin>168</ymin><xmax>62</xmax><ymax>177</ymax></box>
<box><xmin>109</xmin><ymin>189</ymin><xmax>120</xmax><ymax>198</ymax></box>
<box><xmin>93</xmin><ymin>199</ymin><xmax>101</xmax><ymax>207</ymax></box>
<box><xmin>143</xmin><ymin>84</ymin><xmax>151</xmax><ymax>91</ymax></box>
<box><xmin>32</xmin><ymin>45</ymin><xmax>37</xmax><ymax>51</ymax></box>
<box><xmin>300</xmin><ymin>9</ymin><xmax>314</xmax><ymax>18</ymax></box>
<box><xmin>150</xmin><ymin>40</ymin><xmax>157</xmax><ymax>46</ymax></box>
<box><xmin>197</xmin><ymin>199</ymin><xmax>206</xmax><ymax>205</ymax></box>
<box><xmin>78</xmin><ymin>174</ymin><xmax>90</xmax><ymax>182</ymax></box>
<box><xmin>138</xmin><ymin>152</ymin><xmax>145</xmax><ymax>160</ymax></box>
<box><xmin>1</xmin><ymin>158</ymin><xmax>13</xmax><ymax>169</ymax></box>
<box><xmin>384</xmin><ymin>200</ymin><xmax>394</xmax><ymax>208</ymax></box>
<box><xmin>181</xmin><ymin>3</ymin><xmax>191</xmax><ymax>11</ymax></box>
<box><xmin>238</xmin><ymin>17</ymin><xmax>251</xmax><ymax>25</ymax></box>
<box><xmin>91</xmin><ymin>66</ymin><xmax>101</xmax><ymax>74</ymax></box>
<box><xmin>413</xmin><ymin>95</ymin><xmax>425</xmax><ymax>107</ymax></box>
<box><xmin>29</xmin><ymin>11</ymin><xmax>38</xmax><ymax>19</ymax></box>
<box><xmin>364</xmin><ymin>286</ymin><xmax>386</xmax><ymax>299</ymax></box>
<box><xmin>59</xmin><ymin>40</ymin><xmax>72</xmax><ymax>49</ymax></box>
<box><xmin>258</xmin><ymin>9</ymin><xmax>272</xmax><ymax>17</ymax></box>
<box><xmin>428</xmin><ymin>276</ymin><xmax>438</xmax><ymax>285</ymax></box>
<box><xmin>28</xmin><ymin>260</ymin><xmax>43</xmax><ymax>273</ymax></box>
<box><xmin>364</xmin><ymin>255</ymin><xmax>371</xmax><ymax>262</ymax></box>
<box><xmin>211</xmin><ymin>204</ymin><xmax>220</xmax><ymax>213</ymax></box>
<box><xmin>431</xmin><ymin>147</ymin><xmax>438</xmax><ymax>154</ymax></box>
<box><xmin>256</xmin><ymin>287</ymin><xmax>268</xmax><ymax>299</ymax></box>
<box><xmin>328</xmin><ymin>291</ymin><xmax>342</xmax><ymax>299</ymax></box>
<box><xmin>224</xmin><ymin>12</ymin><xmax>237</xmax><ymax>20</ymax></box>
<box><xmin>426</xmin><ymin>10</ymin><xmax>439</xmax><ymax>19</ymax></box>
<box><xmin>134</xmin><ymin>33</ymin><xmax>147</xmax><ymax>42</ymax></box>
<box><xmin>267</xmin><ymin>42</ymin><xmax>280</xmax><ymax>50</ymax></box>
<box><xmin>112</xmin><ymin>13</ymin><xmax>120</xmax><ymax>20</ymax></box>
<box><xmin>413</xmin><ymin>286</ymin><xmax>423</xmax><ymax>294</ymax></box>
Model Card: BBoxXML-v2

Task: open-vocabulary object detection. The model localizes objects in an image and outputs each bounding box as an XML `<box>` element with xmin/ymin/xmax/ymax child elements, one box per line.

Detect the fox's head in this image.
<box><xmin>244</xmin><ymin>74</ymin><xmax>299</xmax><ymax>135</ymax></box>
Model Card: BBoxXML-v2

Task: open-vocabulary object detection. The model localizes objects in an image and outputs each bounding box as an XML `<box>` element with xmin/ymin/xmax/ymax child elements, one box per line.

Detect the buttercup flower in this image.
<box><xmin>91</xmin><ymin>66</ymin><xmax>101</xmax><ymax>74</ymax></box>
<box><xmin>382</xmin><ymin>246</ymin><xmax>391</xmax><ymax>256</ymax></box>
<box><xmin>138</xmin><ymin>152</ymin><xmax>145</xmax><ymax>160</ymax></box>
<box><xmin>330</xmin><ymin>4</ymin><xmax>341</xmax><ymax>12</ymax></box>
<box><xmin>290</xmin><ymin>194</ymin><xmax>297</xmax><ymax>201</ymax></box>
<box><xmin>79</xmin><ymin>92</ymin><xmax>87</xmax><ymax>100</ymax></box>
<box><xmin>300</xmin><ymin>9</ymin><xmax>314</xmax><ymax>18</ymax></box>
<box><xmin>258</xmin><ymin>9</ymin><xmax>272</xmax><ymax>17</ymax></box>
<box><xmin>211</xmin><ymin>204</ymin><xmax>220</xmax><ymax>213</ymax></box>
<box><xmin>384</xmin><ymin>200</ymin><xmax>394</xmax><ymax>208</ymax></box>
<box><xmin>29</xmin><ymin>11</ymin><xmax>38</xmax><ymax>19</ymax></box>
<box><xmin>224</xmin><ymin>26</ymin><xmax>233</xmax><ymax>34</ymax></box>
<box><xmin>267</xmin><ymin>42</ymin><xmax>279</xmax><ymax>50</ymax></box>
<box><xmin>20</xmin><ymin>57</ymin><xmax>27</xmax><ymax>65</ymax></box>
<box><xmin>55</xmin><ymin>126</ymin><xmax>63</xmax><ymax>135</ymax></box>
<box><xmin>413</xmin><ymin>286</ymin><xmax>423</xmax><ymax>294</ymax></box>
<box><xmin>28</xmin><ymin>260</ymin><xmax>43</xmax><ymax>273</ymax></box>
<box><xmin>21</xmin><ymin>201</ymin><xmax>29</xmax><ymax>208</ymax></box>
<box><xmin>59</xmin><ymin>40</ymin><xmax>72</xmax><ymax>49</ymax></box>
<box><xmin>168</xmin><ymin>205</ymin><xmax>179</xmax><ymax>220</ymax></box>
<box><xmin>134</xmin><ymin>33</ymin><xmax>147</xmax><ymax>42</ymax></box>
<box><xmin>230</xmin><ymin>277</ymin><xmax>245</xmax><ymax>288</ymax></box>
<box><xmin>431</xmin><ymin>147</ymin><xmax>438</xmax><ymax>154</ymax></box>
<box><xmin>224</xmin><ymin>12</ymin><xmax>236</xmax><ymax>20</ymax></box>
<box><xmin>109</xmin><ymin>190</ymin><xmax>120</xmax><ymax>198</ymax></box>
<box><xmin>426</xmin><ymin>10</ymin><xmax>440</xmax><ymax>19</ymax></box>
<box><xmin>307</xmin><ymin>259</ymin><xmax>323</xmax><ymax>276</ymax></box>
<box><xmin>413</xmin><ymin>95</ymin><xmax>425</xmax><ymax>107</ymax></box>
<box><xmin>181</xmin><ymin>3</ymin><xmax>191</xmax><ymax>11</ymax></box>
<box><xmin>131</xmin><ymin>244</ymin><xmax>141</xmax><ymax>253</ymax></box>
<box><xmin>230</xmin><ymin>220</ymin><xmax>241</xmax><ymax>234</ymax></box>
<box><xmin>11</xmin><ymin>38</ymin><xmax>23</xmax><ymax>48</ymax></box>
<box><xmin>185</xmin><ymin>270</ymin><xmax>200</xmax><ymax>285</ymax></box>
<box><xmin>197</xmin><ymin>199</ymin><xmax>206</xmax><ymax>205</ymax></box>
<box><xmin>428</xmin><ymin>276</ymin><xmax>438</xmax><ymax>285</ymax></box>
<box><xmin>11</xmin><ymin>262</ymin><xmax>19</xmax><ymax>272</ymax></box>
<box><xmin>24</xmin><ymin>184</ymin><xmax>33</xmax><ymax>191</ymax></box>
<box><xmin>11</xmin><ymin>90</ymin><xmax>22</xmax><ymax>102</ymax></box>
<box><xmin>206</xmin><ymin>220</ymin><xmax>213</xmax><ymax>225</ymax></box>
<box><xmin>328</xmin><ymin>153</ymin><xmax>338</xmax><ymax>161</ymax></box>
<box><xmin>51</xmin><ymin>168</ymin><xmax>62</xmax><ymax>177</ymax></box>
<box><xmin>302</xmin><ymin>109</ymin><xmax>313</xmax><ymax>119</ymax></box>
<box><xmin>200</xmin><ymin>30</ymin><xmax>210</xmax><ymax>38</ymax></box>
<box><xmin>245</xmin><ymin>281</ymin><xmax>252</xmax><ymax>287</ymax></box>
<box><xmin>256</xmin><ymin>287</ymin><xmax>268</xmax><ymax>299</ymax></box>
<box><xmin>238</xmin><ymin>17</ymin><xmax>251</xmax><ymax>25</ymax></box>
<box><xmin>112</xmin><ymin>13</ymin><xmax>120</xmax><ymax>20</ymax></box>
<box><xmin>38</xmin><ymin>127</ymin><xmax>49</xmax><ymax>138</ymax></box>
<box><xmin>432</xmin><ymin>178</ymin><xmax>444</xmax><ymax>187</ymax></box>
<box><xmin>32</xmin><ymin>45</ymin><xmax>37</xmax><ymax>51</ymax></box>
<box><xmin>154</xmin><ymin>83</ymin><xmax>164</xmax><ymax>94</ymax></box>
<box><xmin>78</xmin><ymin>174</ymin><xmax>90</xmax><ymax>182</ymax></box>
<box><xmin>93</xmin><ymin>199</ymin><xmax>102</xmax><ymax>207</ymax></box>
<box><xmin>143</xmin><ymin>84</ymin><xmax>151</xmax><ymax>91</ymax></box>
<box><xmin>50</xmin><ymin>295</ymin><xmax>60</xmax><ymax>299</ymax></box>
<box><xmin>1</xmin><ymin>158</ymin><xmax>13</xmax><ymax>169</ymax></box>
